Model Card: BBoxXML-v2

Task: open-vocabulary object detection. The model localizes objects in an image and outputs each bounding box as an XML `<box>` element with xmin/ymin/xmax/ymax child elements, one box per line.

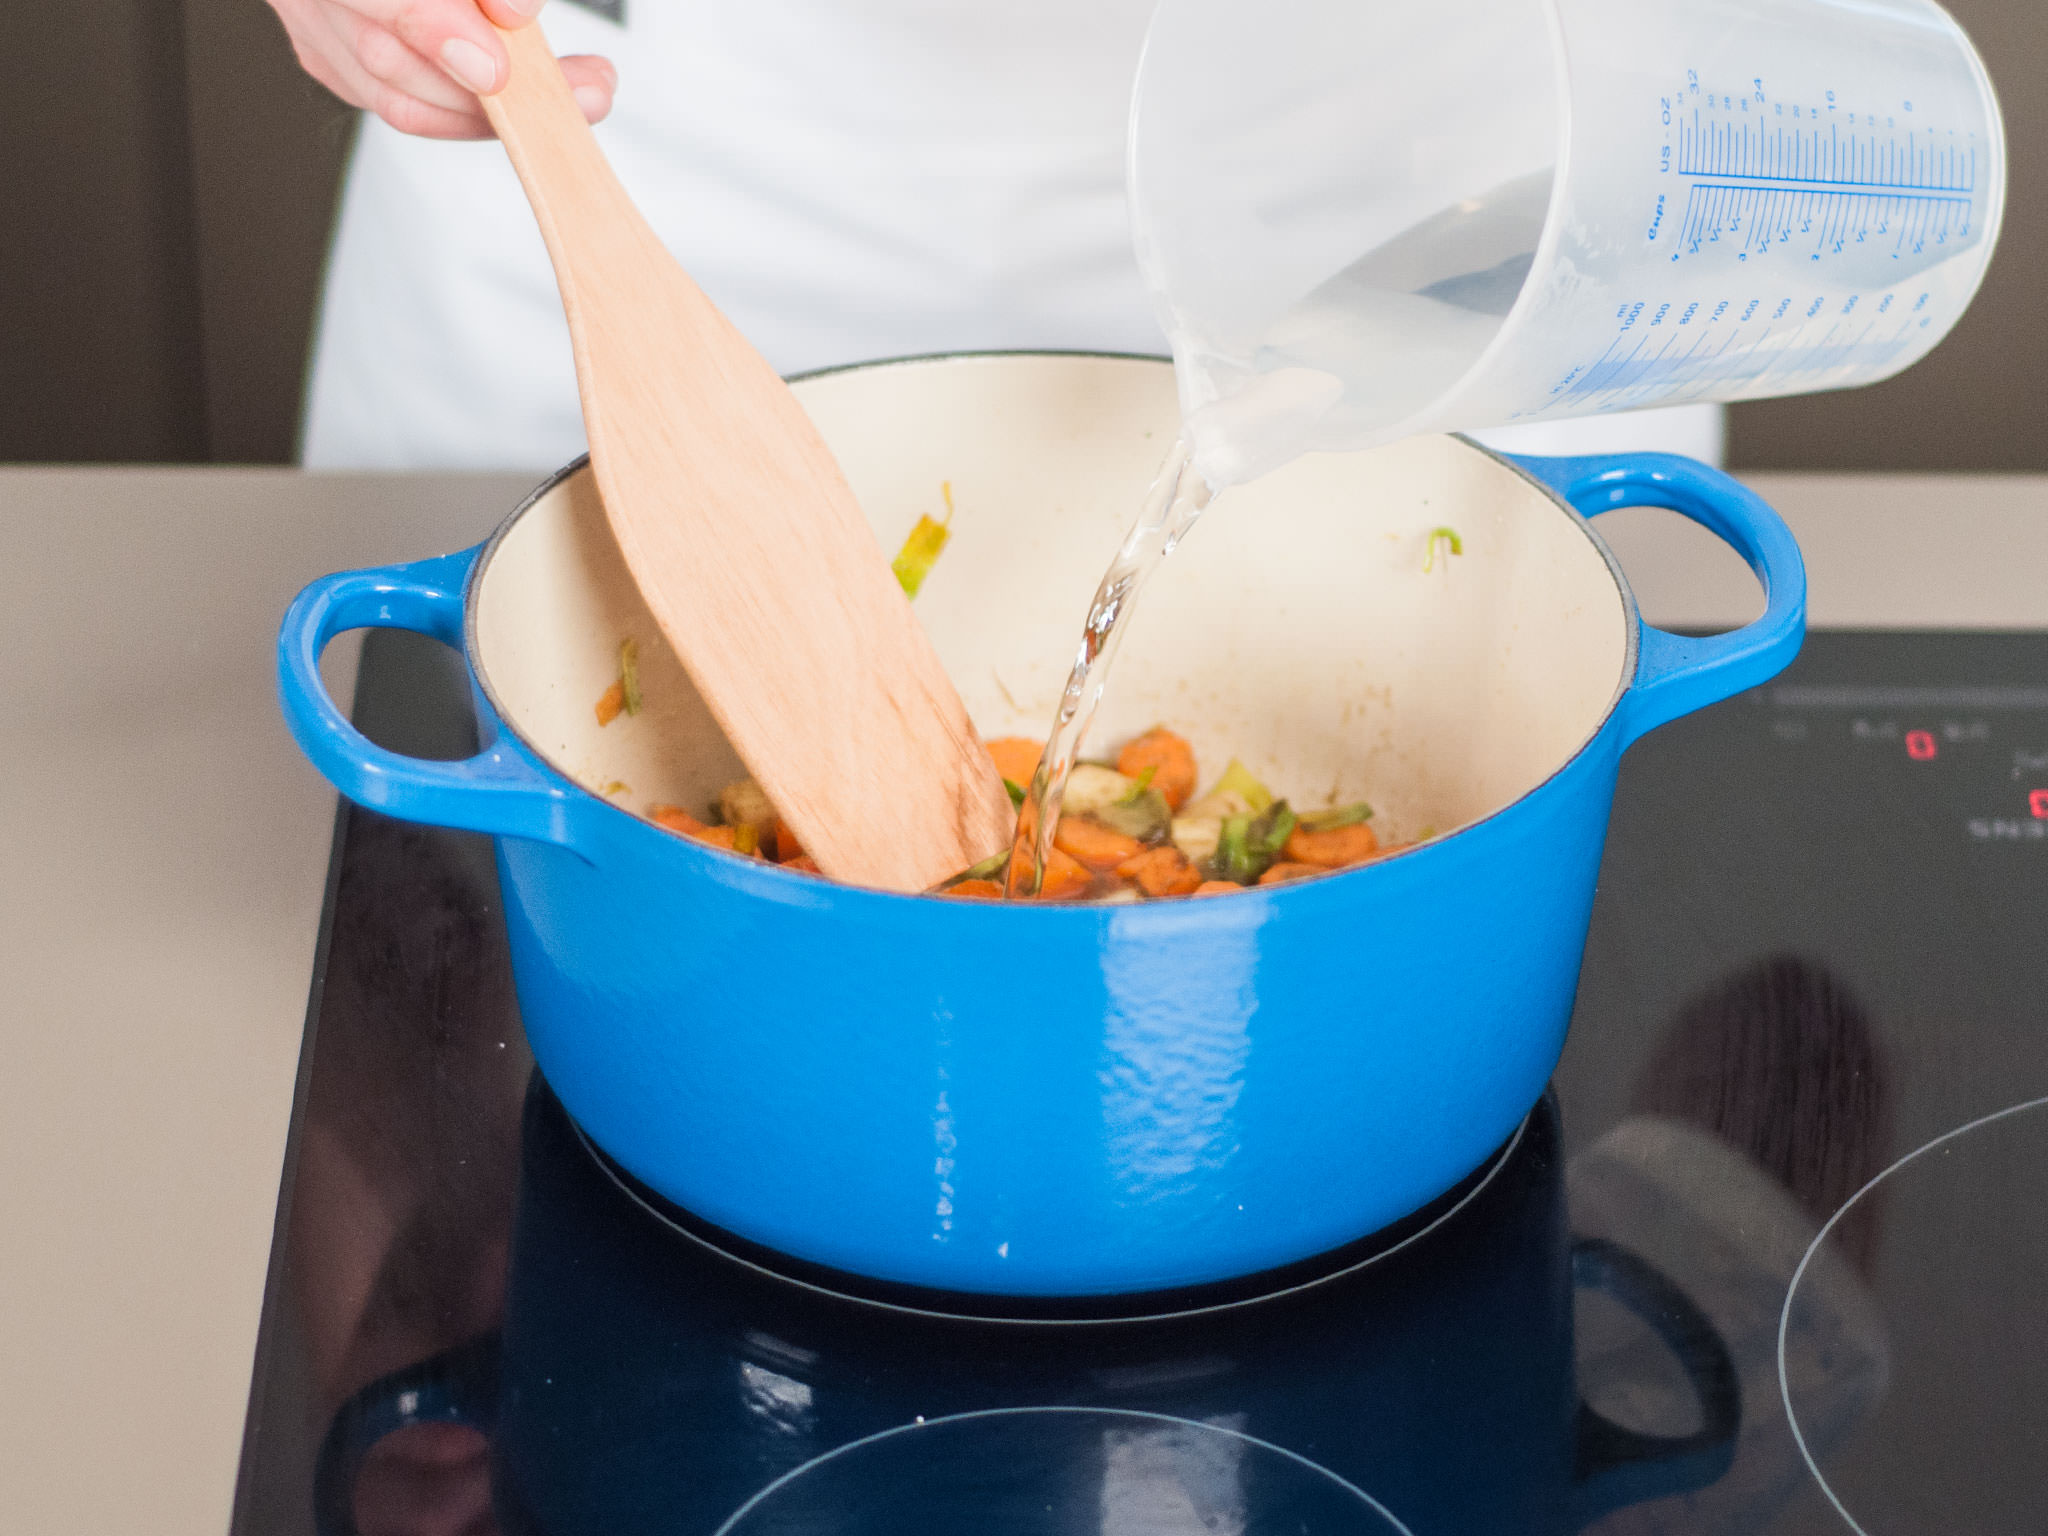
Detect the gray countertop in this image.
<box><xmin>1</xmin><ymin>466</ymin><xmax>2044</xmax><ymax>1536</ymax></box>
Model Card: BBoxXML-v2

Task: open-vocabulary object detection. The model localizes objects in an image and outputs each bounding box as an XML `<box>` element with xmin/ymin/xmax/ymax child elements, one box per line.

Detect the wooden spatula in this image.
<box><xmin>477</xmin><ymin>23</ymin><xmax>1013</xmax><ymax>893</ymax></box>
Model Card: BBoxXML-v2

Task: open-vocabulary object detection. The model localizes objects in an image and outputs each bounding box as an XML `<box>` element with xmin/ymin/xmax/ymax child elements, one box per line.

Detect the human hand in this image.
<box><xmin>265</xmin><ymin>0</ymin><xmax>616</xmax><ymax>141</ymax></box>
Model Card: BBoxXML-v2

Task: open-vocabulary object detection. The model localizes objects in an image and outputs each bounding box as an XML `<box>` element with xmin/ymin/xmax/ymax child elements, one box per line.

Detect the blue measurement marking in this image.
<box><xmin>1678</xmin><ymin>109</ymin><xmax>1976</xmax><ymax>193</ymax></box>
<box><xmin>1678</xmin><ymin>184</ymin><xmax>1970</xmax><ymax>263</ymax></box>
<box><xmin>1552</xmin><ymin>321</ymin><xmax>1922</xmax><ymax>409</ymax></box>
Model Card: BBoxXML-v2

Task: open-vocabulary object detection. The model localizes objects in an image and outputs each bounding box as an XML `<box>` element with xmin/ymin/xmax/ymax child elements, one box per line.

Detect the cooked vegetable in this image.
<box><xmin>1061</xmin><ymin>763</ymin><xmax>1140</xmax><ymax>820</ymax></box>
<box><xmin>937</xmin><ymin>847</ymin><xmax>1011</xmax><ymax>897</ymax></box>
<box><xmin>771</xmin><ymin>819</ymin><xmax>806</xmax><ymax>863</ymax></box>
<box><xmin>986</xmin><ymin>736</ymin><xmax>1044</xmax><ymax>789</ymax></box>
<box><xmin>1206</xmin><ymin>759</ymin><xmax>1273</xmax><ymax>814</ymax></box>
<box><xmin>1213</xmin><ymin>800</ymin><xmax>1297</xmax><ymax>884</ymax></box>
<box><xmin>1003</xmin><ymin>778</ymin><xmax>1027</xmax><ymax>809</ymax></box>
<box><xmin>1116</xmin><ymin>845</ymin><xmax>1203</xmax><ymax>898</ymax></box>
<box><xmin>1012</xmin><ymin>846</ymin><xmax>1093</xmax><ymax>900</ymax></box>
<box><xmin>635</xmin><ymin>720</ymin><xmax>1411</xmax><ymax>903</ymax></box>
<box><xmin>1054</xmin><ymin>817</ymin><xmax>1146</xmax><ymax>872</ymax></box>
<box><xmin>1094</xmin><ymin>783</ymin><xmax>1171</xmax><ymax>842</ymax></box>
<box><xmin>718</xmin><ymin>778</ymin><xmax>777</xmax><ymax>830</ymax></box>
<box><xmin>1116</xmin><ymin>728</ymin><xmax>1198</xmax><ymax>810</ymax></box>
<box><xmin>601</xmin><ymin>780</ymin><xmax>630</xmax><ymax>797</ymax></box>
<box><xmin>619</xmin><ymin>638</ymin><xmax>643</xmax><ymax>715</ymax></box>
<box><xmin>1169</xmin><ymin>816</ymin><xmax>1223</xmax><ymax>865</ymax></box>
<box><xmin>1423</xmin><ymin>526</ymin><xmax>1463</xmax><ymax>573</ymax></box>
<box><xmin>1300</xmin><ymin>801</ymin><xmax>1373</xmax><ymax>831</ymax></box>
<box><xmin>891</xmin><ymin>482</ymin><xmax>955</xmax><ymax>598</ymax></box>
<box><xmin>595</xmin><ymin>680</ymin><xmax>626</xmax><ymax>727</ymax></box>
<box><xmin>1214</xmin><ymin>814</ymin><xmax>1253</xmax><ymax>883</ymax></box>
<box><xmin>1182</xmin><ymin>788</ymin><xmax>1255</xmax><ymax>821</ymax></box>
<box><xmin>1284</xmin><ymin>819</ymin><xmax>1379</xmax><ymax>869</ymax></box>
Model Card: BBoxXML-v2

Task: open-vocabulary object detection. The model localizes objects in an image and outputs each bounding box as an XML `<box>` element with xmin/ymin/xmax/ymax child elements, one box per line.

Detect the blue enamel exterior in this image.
<box><xmin>277</xmin><ymin>447</ymin><xmax>1804</xmax><ymax>1296</ymax></box>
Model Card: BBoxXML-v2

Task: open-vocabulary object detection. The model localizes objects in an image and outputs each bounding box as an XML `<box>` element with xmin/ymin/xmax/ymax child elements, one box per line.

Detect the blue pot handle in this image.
<box><xmin>278</xmin><ymin>549</ymin><xmax>586</xmax><ymax>850</ymax></box>
<box><xmin>1569</xmin><ymin>1237</ymin><xmax>1741</xmax><ymax>1528</ymax></box>
<box><xmin>313</xmin><ymin>1333</ymin><xmax>501</xmax><ymax>1536</ymax></box>
<box><xmin>1507</xmin><ymin>453</ymin><xmax>1806</xmax><ymax>746</ymax></box>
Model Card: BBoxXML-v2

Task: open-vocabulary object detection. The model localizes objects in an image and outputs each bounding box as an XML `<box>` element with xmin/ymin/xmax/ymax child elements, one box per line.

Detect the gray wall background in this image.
<box><xmin>3</xmin><ymin>0</ymin><xmax>2041</xmax><ymax>468</ymax></box>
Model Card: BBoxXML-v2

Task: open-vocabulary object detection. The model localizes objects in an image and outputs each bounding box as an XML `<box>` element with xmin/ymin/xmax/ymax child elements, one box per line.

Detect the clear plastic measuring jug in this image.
<box><xmin>1130</xmin><ymin>0</ymin><xmax>2006</xmax><ymax>487</ymax></box>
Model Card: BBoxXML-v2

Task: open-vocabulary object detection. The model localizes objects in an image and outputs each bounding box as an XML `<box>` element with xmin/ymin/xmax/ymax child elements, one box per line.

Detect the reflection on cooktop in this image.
<box><xmin>230</xmin><ymin>630</ymin><xmax>2048</xmax><ymax>1536</ymax></box>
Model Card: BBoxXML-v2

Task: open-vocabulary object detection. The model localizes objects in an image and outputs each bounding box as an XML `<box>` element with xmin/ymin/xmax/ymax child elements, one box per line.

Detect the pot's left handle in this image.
<box><xmin>1507</xmin><ymin>452</ymin><xmax>1806</xmax><ymax>746</ymax></box>
<box><xmin>278</xmin><ymin>549</ymin><xmax>587</xmax><ymax>850</ymax></box>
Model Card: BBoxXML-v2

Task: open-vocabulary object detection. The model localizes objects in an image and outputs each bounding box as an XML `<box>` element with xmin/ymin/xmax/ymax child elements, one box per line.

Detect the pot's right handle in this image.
<box><xmin>314</xmin><ymin>1334</ymin><xmax>501</xmax><ymax>1536</ymax></box>
<box><xmin>1507</xmin><ymin>453</ymin><xmax>1806</xmax><ymax>747</ymax></box>
<box><xmin>278</xmin><ymin>549</ymin><xmax>588</xmax><ymax>851</ymax></box>
<box><xmin>1569</xmin><ymin>1236</ymin><xmax>1742</xmax><ymax>1528</ymax></box>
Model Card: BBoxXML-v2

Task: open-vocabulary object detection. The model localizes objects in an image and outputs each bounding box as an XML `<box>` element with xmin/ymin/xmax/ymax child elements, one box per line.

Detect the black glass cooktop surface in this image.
<box><xmin>230</xmin><ymin>629</ymin><xmax>2048</xmax><ymax>1536</ymax></box>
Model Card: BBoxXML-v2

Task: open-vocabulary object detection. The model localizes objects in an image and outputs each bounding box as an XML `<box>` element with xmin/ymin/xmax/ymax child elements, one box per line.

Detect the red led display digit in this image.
<box><xmin>2032</xmin><ymin>788</ymin><xmax>2048</xmax><ymax>821</ymax></box>
<box><xmin>1905</xmin><ymin>730</ymin><xmax>1938</xmax><ymax>760</ymax></box>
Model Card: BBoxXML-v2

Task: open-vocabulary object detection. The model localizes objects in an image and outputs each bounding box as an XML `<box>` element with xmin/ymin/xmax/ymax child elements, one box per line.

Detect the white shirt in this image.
<box><xmin>302</xmin><ymin>0</ymin><xmax>1721</xmax><ymax>470</ymax></box>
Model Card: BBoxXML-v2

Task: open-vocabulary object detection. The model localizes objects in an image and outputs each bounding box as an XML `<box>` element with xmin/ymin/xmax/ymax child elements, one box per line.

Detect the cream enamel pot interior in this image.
<box><xmin>278</xmin><ymin>352</ymin><xmax>1804</xmax><ymax>1296</ymax></box>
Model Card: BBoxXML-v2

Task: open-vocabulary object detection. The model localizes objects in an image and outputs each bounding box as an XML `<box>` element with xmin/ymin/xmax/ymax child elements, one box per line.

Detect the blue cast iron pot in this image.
<box><xmin>313</xmin><ymin>1081</ymin><xmax>1739</xmax><ymax>1536</ymax></box>
<box><xmin>277</xmin><ymin>353</ymin><xmax>1803</xmax><ymax>1297</ymax></box>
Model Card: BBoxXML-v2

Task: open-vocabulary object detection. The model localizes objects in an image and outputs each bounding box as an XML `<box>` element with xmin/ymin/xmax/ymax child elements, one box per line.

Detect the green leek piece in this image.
<box><xmin>618</xmin><ymin>637</ymin><xmax>642</xmax><ymax>716</ymax></box>
<box><xmin>1215</xmin><ymin>801</ymin><xmax>1297</xmax><ymax>884</ymax></box>
<box><xmin>1214</xmin><ymin>814</ymin><xmax>1254</xmax><ymax>883</ymax></box>
<box><xmin>1300</xmin><ymin>801</ymin><xmax>1373</xmax><ymax>832</ymax></box>
<box><xmin>1003</xmin><ymin>777</ymin><xmax>1027</xmax><ymax>809</ymax></box>
<box><xmin>1209</xmin><ymin>759</ymin><xmax>1273</xmax><ymax>814</ymax></box>
<box><xmin>891</xmin><ymin>483</ymin><xmax>956</xmax><ymax>598</ymax></box>
<box><xmin>1423</xmin><ymin>525</ymin><xmax>1464</xmax><ymax>574</ymax></box>
<box><xmin>1116</xmin><ymin>765</ymin><xmax>1158</xmax><ymax>803</ymax></box>
<box><xmin>941</xmin><ymin>846</ymin><xmax>1012</xmax><ymax>891</ymax></box>
<box><xmin>1251</xmin><ymin>801</ymin><xmax>1297</xmax><ymax>857</ymax></box>
<box><xmin>1094</xmin><ymin>786</ymin><xmax>1171</xmax><ymax>843</ymax></box>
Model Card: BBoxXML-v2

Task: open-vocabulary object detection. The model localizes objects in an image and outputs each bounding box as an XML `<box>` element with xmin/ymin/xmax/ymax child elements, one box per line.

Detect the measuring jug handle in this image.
<box><xmin>1506</xmin><ymin>452</ymin><xmax>1807</xmax><ymax>747</ymax></box>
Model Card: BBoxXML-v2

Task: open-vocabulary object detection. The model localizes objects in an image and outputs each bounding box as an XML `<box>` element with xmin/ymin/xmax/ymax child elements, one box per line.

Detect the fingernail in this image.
<box><xmin>573</xmin><ymin>83</ymin><xmax>609</xmax><ymax>119</ymax></box>
<box><xmin>439</xmin><ymin>37</ymin><xmax>499</xmax><ymax>94</ymax></box>
<box><xmin>502</xmin><ymin>0</ymin><xmax>547</xmax><ymax>17</ymax></box>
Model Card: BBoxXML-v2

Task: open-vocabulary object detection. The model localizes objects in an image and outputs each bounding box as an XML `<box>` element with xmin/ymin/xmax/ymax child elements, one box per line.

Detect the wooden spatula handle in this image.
<box><xmin>474</xmin><ymin>25</ymin><xmax>1017</xmax><ymax>893</ymax></box>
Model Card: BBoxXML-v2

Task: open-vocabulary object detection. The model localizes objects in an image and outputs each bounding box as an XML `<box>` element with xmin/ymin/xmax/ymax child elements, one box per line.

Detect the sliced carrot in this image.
<box><xmin>1115</xmin><ymin>845</ymin><xmax>1203</xmax><ymax>898</ymax></box>
<box><xmin>1283</xmin><ymin>821</ymin><xmax>1380</xmax><ymax>869</ymax></box>
<box><xmin>1054</xmin><ymin>816</ymin><xmax>1146</xmax><ymax>872</ymax></box>
<box><xmin>771</xmin><ymin>819</ymin><xmax>807</xmax><ymax>863</ymax></box>
<box><xmin>1008</xmin><ymin>845</ymin><xmax>1093</xmax><ymax>900</ymax></box>
<box><xmin>1194</xmin><ymin>880</ymin><xmax>1244</xmax><ymax>897</ymax></box>
<box><xmin>785</xmin><ymin>854</ymin><xmax>822</xmax><ymax>873</ymax></box>
<box><xmin>1039</xmin><ymin>847</ymin><xmax>1095</xmax><ymax>899</ymax></box>
<box><xmin>648</xmin><ymin>804</ymin><xmax>751</xmax><ymax>854</ymax></box>
<box><xmin>944</xmin><ymin>878</ymin><xmax>1005</xmax><ymax>899</ymax></box>
<box><xmin>985</xmin><ymin>736</ymin><xmax>1044</xmax><ymax>789</ymax></box>
<box><xmin>1116</xmin><ymin>728</ymin><xmax>1198</xmax><ymax>810</ymax></box>
<box><xmin>1257</xmin><ymin>861</ymin><xmax>1320</xmax><ymax>886</ymax></box>
<box><xmin>595</xmin><ymin>679</ymin><xmax>626</xmax><ymax>727</ymax></box>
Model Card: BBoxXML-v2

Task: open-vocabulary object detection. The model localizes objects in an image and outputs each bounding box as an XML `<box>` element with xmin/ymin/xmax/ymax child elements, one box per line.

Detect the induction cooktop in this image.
<box><xmin>230</xmin><ymin>627</ymin><xmax>2048</xmax><ymax>1536</ymax></box>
